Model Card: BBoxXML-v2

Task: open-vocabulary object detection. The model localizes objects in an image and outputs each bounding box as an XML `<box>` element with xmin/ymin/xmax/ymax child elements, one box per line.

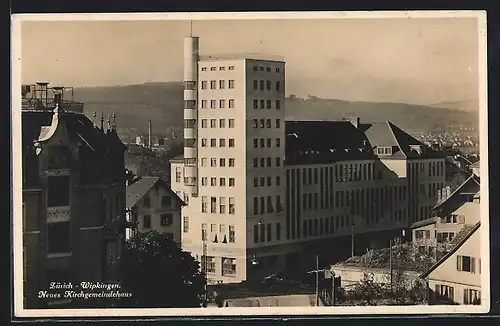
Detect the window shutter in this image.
<box><xmin>464</xmin><ymin>289</ymin><xmax>468</xmax><ymax>305</ymax></box>
<box><xmin>471</xmin><ymin>257</ymin><xmax>476</xmax><ymax>274</ymax></box>
<box><xmin>458</xmin><ymin>215</ymin><xmax>466</xmax><ymax>224</ymax></box>
<box><xmin>457</xmin><ymin>255</ymin><xmax>462</xmax><ymax>271</ymax></box>
<box><xmin>435</xmin><ymin>284</ymin><xmax>440</xmax><ymax>300</ymax></box>
<box><xmin>449</xmin><ymin>286</ymin><xmax>454</xmax><ymax>301</ymax></box>
<box><xmin>426</xmin><ymin>230</ymin><xmax>431</xmax><ymax>239</ymax></box>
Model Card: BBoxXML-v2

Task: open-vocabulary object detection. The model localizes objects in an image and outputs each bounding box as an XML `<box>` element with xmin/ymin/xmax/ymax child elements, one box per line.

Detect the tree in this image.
<box><xmin>352</xmin><ymin>273</ymin><xmax>384</xmax><ymax>305</ymax></box>
<box><xmin>119</xmin><ymin>231</ymin><xmax>206</xmax><ymax>308</ymax></box>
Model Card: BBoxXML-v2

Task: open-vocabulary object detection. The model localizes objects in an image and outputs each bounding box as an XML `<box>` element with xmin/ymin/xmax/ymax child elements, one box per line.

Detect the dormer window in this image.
<box><xmin>376</xmin><ymin>147</ymin><xmax>392</xmax><ymax>156</ymax></box>
<box><xmin>410</xmin><ymin>145</ymin><xmax>423</xmax><ymax>155</ymax></box>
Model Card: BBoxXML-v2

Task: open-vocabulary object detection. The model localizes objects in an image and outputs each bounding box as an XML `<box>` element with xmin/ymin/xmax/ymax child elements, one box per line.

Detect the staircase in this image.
<box><xmin>449</xmin><ymin>224</ymin><xmax>475</xmax><ymax>247</ymax></box>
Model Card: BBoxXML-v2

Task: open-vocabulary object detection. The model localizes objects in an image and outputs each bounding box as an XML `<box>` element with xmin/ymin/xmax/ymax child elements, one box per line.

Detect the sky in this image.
<box><xmin>20</xmin><ymin>17</ymin><xmax>481</xmax><ymax>107</ymax></box>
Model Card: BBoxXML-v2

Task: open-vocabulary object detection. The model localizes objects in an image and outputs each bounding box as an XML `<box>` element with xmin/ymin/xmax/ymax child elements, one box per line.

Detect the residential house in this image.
<box><xmin>126</xmin><ymin>176</ymin><xmax>185</xmax><ymax>244</ymax></box>
<box><xmin>410</xmin><ymin>174</ymin><xmax>480</xmax><ymax>257</ymax></box>
<box><xmin>420</xmin><ymin>222</ymin><xmax>482</xmax><ymax>305</ymax></box>
<box><xmin>21</xmin><ymin>83</ymin><xmax>128</xmax><ymax>308</ymax></box>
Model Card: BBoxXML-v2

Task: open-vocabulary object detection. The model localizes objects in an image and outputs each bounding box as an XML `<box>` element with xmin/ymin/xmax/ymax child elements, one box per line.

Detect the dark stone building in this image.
<box><xmin>22</xmin><ymin>83</ymin><xmax>128</xmax><ymax>308</ymax></box>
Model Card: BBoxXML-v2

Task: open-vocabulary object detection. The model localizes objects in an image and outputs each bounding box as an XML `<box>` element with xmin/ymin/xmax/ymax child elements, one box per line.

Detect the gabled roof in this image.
<box><xmin>126</xmin><ymin>176</ymin><xmax>186</xmax><ymax>208</ymax></box>
<box><xmin>432</xmin><ymin>174</ymin><xmax>480</xmax><ymax>213</ymax></box>
<box><xmin>410</xmin><ymin>217</ymin><xmax>439</xmax><ymax>229</ymax></box>
<box><xmin>420</xmin><ymin>222</ymin><xmax>480</xmax><ymax>279</ymax></box>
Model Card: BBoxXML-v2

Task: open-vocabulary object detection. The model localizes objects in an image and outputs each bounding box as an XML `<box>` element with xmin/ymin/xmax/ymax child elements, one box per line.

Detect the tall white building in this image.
<box><xmin>171</xmin><ymin>36</ymin><xmax>447</xmax><ymax>284</ymax></box>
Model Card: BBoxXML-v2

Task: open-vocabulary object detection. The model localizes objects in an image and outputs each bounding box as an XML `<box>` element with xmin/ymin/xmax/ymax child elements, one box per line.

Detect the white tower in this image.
<box><xmin>183</xmin><ymin>36</ymin><xmax>200</xmax><ymax>196</ymax></box>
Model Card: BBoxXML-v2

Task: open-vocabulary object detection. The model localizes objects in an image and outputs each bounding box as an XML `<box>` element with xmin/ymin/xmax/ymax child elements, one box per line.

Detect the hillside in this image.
<box><xmin>73</xmin><ymin>82</ymin><xmax>478</xmax><ymax>139</ymax></box>
<box><xmin>427</xmin><ymin>98</ymin><xmax>479</xmax><ymax>112</ymax></box>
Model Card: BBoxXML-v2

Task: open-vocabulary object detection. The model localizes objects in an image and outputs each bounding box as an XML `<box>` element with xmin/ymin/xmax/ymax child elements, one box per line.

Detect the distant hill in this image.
<box><xmin>427</xmin><ymin>98</ymin><xmax>480</xmax><ymax>112</ymax></box>
<box><xmin>73</xmin><ymin>82</ymin><xmax>478</xmax><ymax>138</ymax></box>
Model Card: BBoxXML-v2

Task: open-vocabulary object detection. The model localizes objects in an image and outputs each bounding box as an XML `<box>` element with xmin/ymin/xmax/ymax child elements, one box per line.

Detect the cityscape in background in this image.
<box><xmin>18</xmin><ymin>16</ymin><xmax>487</xmax><ymax>311</ymax></box>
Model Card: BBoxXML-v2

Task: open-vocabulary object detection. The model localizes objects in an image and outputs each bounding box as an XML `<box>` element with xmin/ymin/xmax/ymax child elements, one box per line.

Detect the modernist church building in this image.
<box><xmin>170</xmin><ymin>36</ymin><xmax>447</xmax><ymax>285</ymax></box>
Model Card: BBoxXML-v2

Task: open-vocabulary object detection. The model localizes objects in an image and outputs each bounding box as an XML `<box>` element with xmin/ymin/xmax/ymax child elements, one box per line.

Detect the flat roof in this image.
<box><xmin>199</xmin><ymin>53</ymin><xmax>285</xmax><ymax>62</ymax></box>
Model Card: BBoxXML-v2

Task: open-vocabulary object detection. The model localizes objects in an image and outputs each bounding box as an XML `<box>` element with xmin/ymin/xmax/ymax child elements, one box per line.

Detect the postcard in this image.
<box><xmin>11</xmin><ymin>10</ymin><xmax>489</xmax><ymax>318</ymax></box>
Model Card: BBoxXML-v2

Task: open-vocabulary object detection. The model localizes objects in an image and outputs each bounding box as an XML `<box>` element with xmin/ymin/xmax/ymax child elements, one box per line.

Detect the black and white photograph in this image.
<box><xmin>11</xmin><ymin>11</ymin><xmax>489</xmax><ymax>317</ymax></box>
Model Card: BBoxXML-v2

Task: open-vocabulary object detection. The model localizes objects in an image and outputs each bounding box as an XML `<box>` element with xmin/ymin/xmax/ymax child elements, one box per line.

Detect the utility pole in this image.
<box><xmin>351</xmin><ymin>223</ymin><xmax>355</xmax><ymax>257</ymax></box>
<box><xmin>331</xmin><ymin>272</ymin><xmax>336</xmax><ymax>306</ymax></box>
<box><xmin>202</xmin><ymin>240</ymin><xmax>208</xmax><ymax>306</ymax></box>
<box><xmin>315</xmin><ymin>254</ymin><xmax>320</xmax><ymax>307</ymax></box>
<box><xmin>389</xmin><ymin>239</ymin><xmax>393</xmax><ymax>294</ymax></box>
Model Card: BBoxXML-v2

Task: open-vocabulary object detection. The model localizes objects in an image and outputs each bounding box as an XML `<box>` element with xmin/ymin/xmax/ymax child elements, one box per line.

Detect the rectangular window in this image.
<box><xmin>266</xmin><ymin>119</ymin><xmax>272</xmax><ymax>128</ymax></box>
<box><xmin>222</xmin><ymin>257</ymin><xmax>237</xmax><ymax>276</ymax></box>
<box><xmin>253</xmin><ymin>197</ymin><xmax>259</xmax><ymax>215</ymax></box>
<box><xmin>266</xmin><ymin>100</ymin><xmax>271</xmax><ymax>109</ymax></box>
<box><xmin>210</xmin><ymin>80</ymin><xmax>216</xmax><ymax>89</ymax></box>
<box><xmin>229</xmin><ymin>158</ymin><xmax>235</xmax><ymax>167</ymax></box>
<box><xmin>253</xmin><ymin>119</ymin><xmax>259</xmax><ymax>128</ymax></box>
<box><xmin>210</xmin><ymin>100</ymin><xmax>216</xmax><ymax>109</ymax></box>
<box><xmin>210</xmin><ymin>139</ymin><xmax>216</xmax><ymax>147</ymax></box>
<box><xmin>276</xmin><ymin>157</ymin><xmax>281</xmax><ymax>167</ymax></box>
<box><xmin>161</xmin><ymin>196</ymin><xmax>171</xmax><ymax>207</ymax></box>
<box><xmin>229</xmin><ymin>66</ymin><xmax>235</xmax><ymax>70</ymax></box>
<box><xmin>201</xmin><ymin>177</ymin><xmax>207</xmax><ymax>186</ymax></box>
<box><xmin>229</xmin><ymin>139</ymin><xmax>235</xmax><ymax>147</ymax></box>
<box><xmin>253</xmin><ymin>80</ymin><xmax>258</xmax><ymax>90</ymax></box>
<box><xmin>276</xmin><ymin>176</ymin><xmax>281</xmax><ymax>186</ymax></box>
<box><xmin>276</xmin><ymin>81</ymin><xmax>281</xmax><ymax>92</ymax></box>
<box><xmin>46</xmin><ymin>222</ymin><xmax>70</xmax><ymax>254</ymax></box>
<box><xmin>276</xmin><ymin>138</ymin><xmax>281</xmax><ymax>147</ymax></box>
<box><xmin>211</xmin><ymin>158</ymin><xmax>217</xmax><ymax>167</ymax></box>
<box><xmin>229</xmin><ymin>225</ymin><xmax>235</xmax><ymax>243</ymax></box>
<box><xmin>210</xmin><ymin>197</ymin><xmax>217</xmax><ymax>214</ymax></box>
<box><xmin>210</xmin><ymin>177</ymin><xmax>216</xmax><ymax>186</ymax></box>
<box><xmin>219</xmin><ymin>197</ymin><xmax>226</xmax><ymax>214</ymax></box>
<box><xmin>201</xmin><ymin>119</ymin><xmax>208</xmax><ymax>128</ymax></box>
<box><xmin>219</xmin><ymin>119</ymin><xmax>226</xmax><ymax>128</ymax></box>
<box><xmin>266</xmin><ymin>80</ymin><xmax>271</xmax><ymax>90</ymax></box>
<box><xmin>276</xmin><ymin>223</ymin><xmax>281</xmax><ymax>240</ymax></box>
<box><xmin>463</xmin><ymin>289</ymin><xmax>481</xmax><ymax>305</ymax></box>
<box><xmin>219</xmin><ymin>139</ymin><xmax>226</xmax><ymax>147</ymax></box>
<box><xmin>266</xmin><ymin>176</ymin><xmax>272</xmax><ymax>186</ymax></box>
<box><xmin>228</xmin><ymin>80</ymin><xmax>235</xmax><ymax>89</ymax></box>
<box><xmin>201</xmin><ymin>100</ymin><xmax>207</xmax><ymax>109</ymax></box>
<box><xmin>254</xmin><ymin>225</ymin><xmax>259</xmax><ymax>243</ymax></box>
<box><xmin>202</xmin><ymin>223</ymin><xmax>207</xmax><ymax>241</ymax></box>
<box><xmin>219</xmin><ymin>178</ymin><xmax>226</xmax><ymax>187</ymax></box>
<box><xmin>161</xmin><ymin>213</ymin><xmax>173</xmax><ymax>226</ymax></box>
<box><xmin>253</xmin><ymin>139</ymin><xmax>258</xmax><ymax>148</ymax></box>
<box><xmin>229</xmin><ymin>99</ymin><xmax>235</xmax><ymax>108</ymax></box>
<box><xmin>143</xmin><ymin>215</ymin><xmax>151</xmax><ymax>228</ymax></box>
<box><xmin>229</xmin><ymin>178</ymin><xmax>235</xmax><ymax>187</ymax></box>
<box><xmin>201</xmin><ymin>197</ymin><xmax>208</xmax><ymax>213</ymax></box>
<box><xmin>219</xmin><ymin>80</ymin><xmax>225</xmax><ymax>89</ymax></box>
<box><xmin>210</xmin><ymin>119</ymin><xmax>217</xmax><ymax>128</ymax></box>
<box><xmin>229</xmin><ymin>119</ymin><xmax>235</xmax><ymax>128</ymax></box>
<box><xmin>229</xmin><ymin>197</ymin><xmax>235</xmax><ymax>214</ymax></box>
<box><xmin>201</xmin><ymin>81</ymin><xmax>207</xmax><ymax>89</ymax></box>
<box><xmin>276</xmin><ymin>119</ymin><xmax>281</xmax><ymax>128</ymax></box>
<box><xmin>457</xmin><ymin>255</ymin><xmax>475</xmax><ymax>273</ymax></box>
<box><xmin>260</xmin><ymin>139</ymin><xmax>265</xmax><ymax>148</ymax></box>
<box><xmin>276</xmin><ymin>100</ymin><xmax>281</xmax><ymax>110</ymax></box>
<box><xmin>260</xmin><ymin>80</ymin><xmax>264</xmax><ymax>91</ymax></box>
<box><xmin>260</xmin><ymin>99</ymin><xmax>265</xmax><ymax>109</ymax></box>
<box><xmin>143</xmin><ymin>196</ymin><xmax>150</xmax><ymax>208</ymax></box>
<box><xmin>47</xmin><ymin>175</ymin><xmax>71</xmax><ymax>207</ymax></box>
<box><xmin>219</xmin><ymin>99</ymin><xmax>225</xmax><ymax>108</ymax></box>
<box><xmin>260</xmin><ymin>223</ymin><xmax>265</xmax><ymax>242</ymax></box>
<box><xmin>267</xmin><ymin>223</ymin><xmax>272</xmax><ymax>241</ymax></box>
<box><xmin>219</xmin><ymin>158</ymin><xmax>226</xmax><ymax>167</ymax></box>
<box><xmin>253</xmin><ymin>99</ymin><xmax>258</xmax><ymax>108</ymax></box>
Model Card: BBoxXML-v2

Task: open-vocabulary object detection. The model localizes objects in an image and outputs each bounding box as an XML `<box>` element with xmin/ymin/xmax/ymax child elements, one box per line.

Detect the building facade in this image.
<box><xmin>421</xmin><ymin>222</ymin><xmax>482</xmax><ymax>305</ymax></box>
<box><xmin>125</xmin><ymin>176</ymin><xmax>185</xmax><ymax>244</ymax></box>
<box><xmin>170</xmin><ymin>37</ymin><xmax>447</xmax><ymax>284</ymax></box>
<box><xmin>22</xmin><ymin>83</ymin><xmax>128</xmax><ymax>308</ymax></box>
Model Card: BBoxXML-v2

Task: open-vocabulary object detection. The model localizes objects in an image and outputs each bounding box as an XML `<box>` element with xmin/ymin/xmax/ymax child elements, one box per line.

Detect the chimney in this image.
<box><xmin>148</xmin><ymin>120</ymin><xmax>152</xmax><ymax>148</ymax></box>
